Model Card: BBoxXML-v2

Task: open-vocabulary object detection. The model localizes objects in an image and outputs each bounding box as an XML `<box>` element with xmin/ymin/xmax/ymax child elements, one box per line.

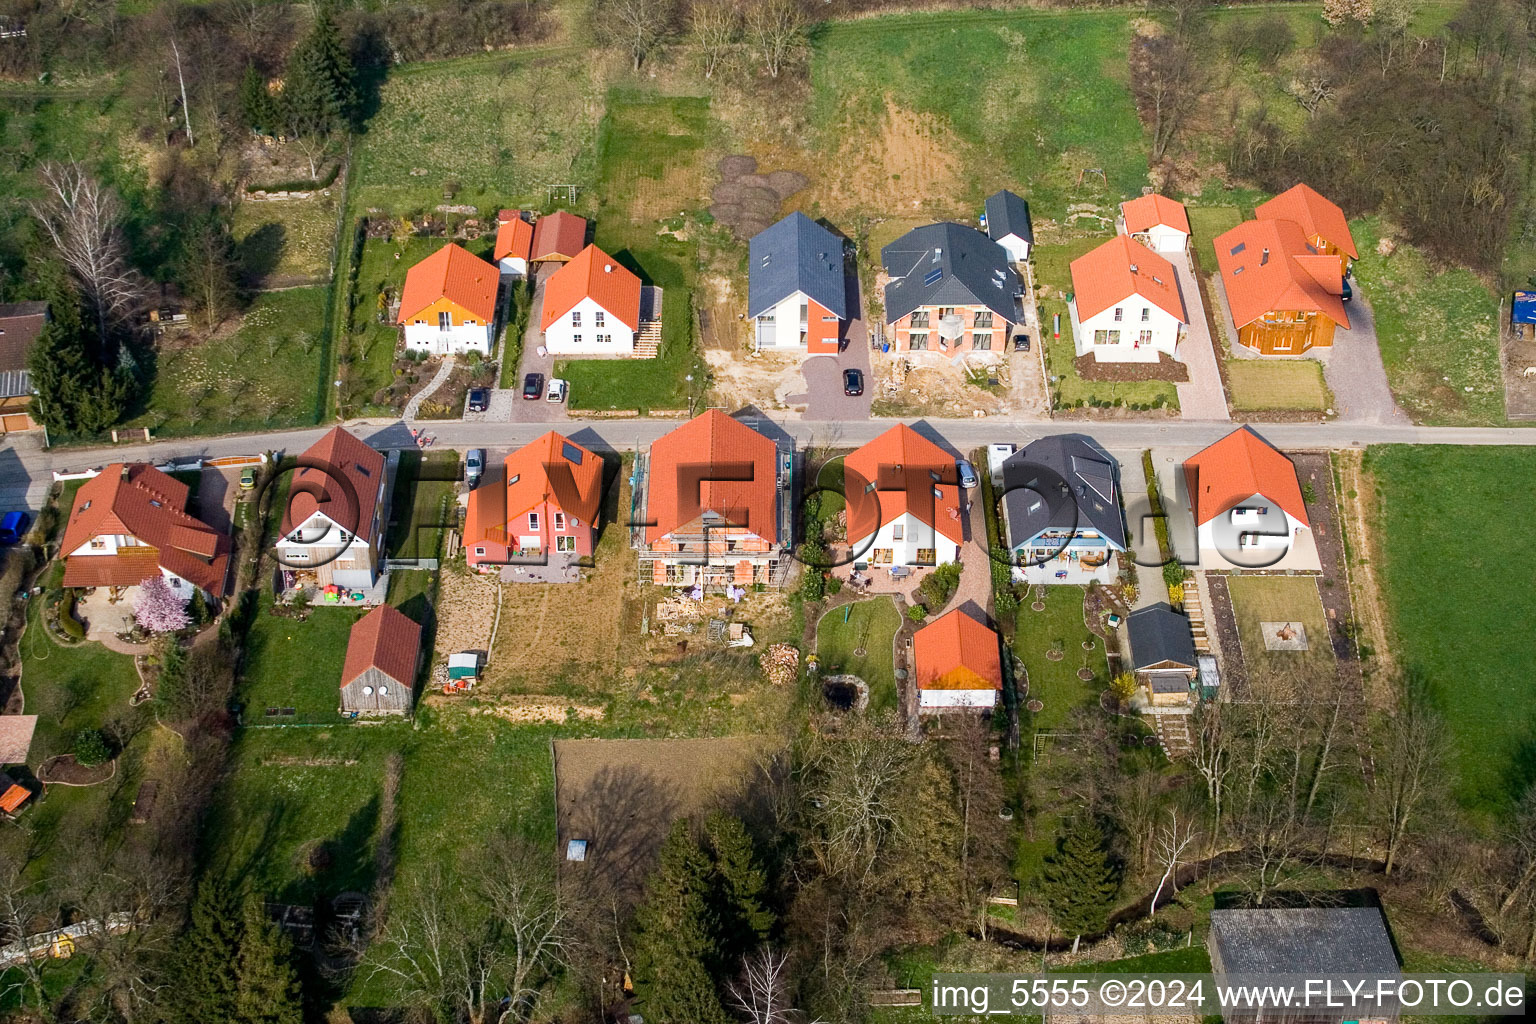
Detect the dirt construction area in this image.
<box><xmin>554</xmin><ymin>736</ymin><xmax>782</xmax><ymax>895</ymax></box>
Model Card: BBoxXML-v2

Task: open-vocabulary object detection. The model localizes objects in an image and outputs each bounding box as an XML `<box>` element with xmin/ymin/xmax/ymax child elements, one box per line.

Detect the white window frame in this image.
<box><xmin>528</xmin><ymin>512</ymin><xmax>540</xmax><ymax>531</ymax></box>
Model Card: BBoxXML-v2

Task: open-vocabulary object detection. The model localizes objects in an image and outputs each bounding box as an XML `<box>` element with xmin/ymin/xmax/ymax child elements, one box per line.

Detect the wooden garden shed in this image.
<box><xmin>339</xmin><ymin>604</ymin><xmax>422</xmax><ymax>715</ymax></box>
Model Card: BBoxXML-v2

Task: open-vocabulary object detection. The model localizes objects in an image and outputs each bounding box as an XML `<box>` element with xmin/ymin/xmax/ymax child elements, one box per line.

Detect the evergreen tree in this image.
<box><xmin>703</xmin><ymin>812</ymin><xmax>774</xmax><ymax>964</ymax></box>
<box><xmin>1038</xmin><ymin>819</ymin><xmax>1121</xmax><ymax>940</ymax></box>
<box><xmin>283</xmin><ymin>6</ymin><xmax>357</xmax><ymax>135</ymax></box>
<box><xmin>166</xmin><ymin>879</ymin><xmax>243</xmax><ymax>1024</ymax></box>
<box><xmin>239</xmin><ymin>65</ymin><xmax>277</xmax><ymax>134</ymax></box>
<box><xmin>235</xmin><ymin>893</ymin><xmax>304</xmax><ymax>1024</ymax></box>
<box><xmin>25</xmin><ymin>278</ymin><xmax>128</xmax><ymax>437</ymax></box>
<box><xmin>631</xmin><ymin>820</ymin><xmax>731</xmax><ymax>1024</ymax></box>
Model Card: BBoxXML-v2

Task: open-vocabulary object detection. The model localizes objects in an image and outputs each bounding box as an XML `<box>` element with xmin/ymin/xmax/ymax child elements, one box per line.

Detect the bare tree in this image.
<box><xmin>29</xmin><ymin>161</ymin><xmax>141</xmax><ymax>348</ymax></box>
<box><xmin>1148</xmin><ymin>807</ymin><xmax>1200</xmax><ymax>918</ymax></box>
<box><xmin>0</xmin><ymin>862</ymin><xmax>63</xmax><ymax>1015</ymax></box>
<box><xmin>795</xmin><ymin>725</ymin><xmax>919</xmax><ymax>885</ymax></box>
<box><xmin>1130</xmin><ymin>30</ymin><xmax>1210</xmax><ymax>163</ymax></box>
<box><xmin>689</xmin><ymin>0</ymin><xmax>740</xmax><ymax>80</ymax></box>
<box><xmin>1114</xmin><ymin>770</ymin><xmax>1164</xmax><ymax>873</ymax></box>
<box><xmin>1500</xmin><ymin>787</ymin><xmax>1536</xmax><ymax>915</ymax></box>
<box><xmin>726</xmin><ymin>947</ymin><xmax>796</xmax><ymax>1024</ymax></box>
<box><xmin>594</xmin><ymin>0</ymin><xmax>678</xmax><ymax>72</ymax></box>
<box><xmin>744</xmin><ymin>0</ymin><xmax>807</xmax><ymax>79</ymax></box>
<box><xmin>169</xmin><ymin>32</ymin><xmax>194</xmax><ymax>147</ymax></box>
<box><xmin>1189</xmin><ymin>703</ymin><xmax>1233</xmax><ymax>841</ymax></box>
<box><xmin>1377</xmin><ymin>681</ymin><xmax>1446</xmax><ymax>876</ymax></box>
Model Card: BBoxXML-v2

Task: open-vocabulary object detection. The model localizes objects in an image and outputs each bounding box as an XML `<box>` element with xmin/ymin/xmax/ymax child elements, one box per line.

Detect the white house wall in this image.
<box><xmin>543</xmin><ymin>296</ymin><xmax>636</xmax><ymax>356</ymax></box>
<box><xmin>850</xmin><ymin>511</ymin><xmax>960</xmax><ymax>567</ymax></box>
<box><xmin>1072</xmin><ymin>298</ymin><xmax>1182</xmax><ymax>363</ymax></box>
<box><xmin>1196</xmin><ymin>492</ymin><xmax>1314</xmax><ymax>570</ymax></box>
<box><xmin>498</xmin><ymin>256</ymin><xmax>528</xmax><ymax>278</ymax></box>
<box><xmin>755</xmin><ymin>293</ymin><xmax>808</xmax><ymax>351</ymax></box>
<box><xmin>403</xmin><ymin>322</ymin><xmax>492</xmax><ymax>356</ymax></box>
<box><xmin>996</xmin><ymin>235</ymin><xmax>1030</xmax><ymax>262</ymax></box>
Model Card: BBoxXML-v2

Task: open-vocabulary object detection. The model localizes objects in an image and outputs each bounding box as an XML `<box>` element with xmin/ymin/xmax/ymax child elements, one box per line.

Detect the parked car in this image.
<box><xmin>239</xmin><ymin>467</ymin><xmax>256</xmax><ymax>491</ymax></box>
<box><xmin>522</xmin><ymin>373</ymin><xmax>544</xmax><ymax>400</ymax></box>
<box><xmin>465</xmin><ymin>449</ymin><xmax>485</xmax><ymax>489</ymax></box>
<box><xmin>466</xmin><ymin>387</ymin><xmax>490</xmax><ymax>413</ymax></box>
<box><xmin>843</xmin><ymin>368</ymin><xmax>864</xmax><ymax>396</ymax></box>
<box><xmin>0</xmin><ymin>511</ymin><xmax>28</xmax><ymax>545</ymax></box>
<box><xmin>1340</xmin><ymin>276</ymin><xmax>1353</xmax><ymax>302</ymax></box>
<box><xmin>1013</xmin><ymin>333</ymin><xmax>1030</xmax><ymax>352</ymax></box>
<box><xmin>545</xmin><ymin>378</ymin><xmax>568</xmax><ymax>404</ymax></box>
<box><xmin>957</xmin><ymin>460</ymin><xmax>978</xmax><ymax>490</ymax></box>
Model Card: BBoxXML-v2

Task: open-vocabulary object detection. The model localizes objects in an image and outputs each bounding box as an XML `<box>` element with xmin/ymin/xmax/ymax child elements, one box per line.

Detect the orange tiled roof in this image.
<box><xmin>540</xmin><ymin>245</ymin><xmax>642</xmax><ymax>331</ymax></box>
<box><xmin>465</xmin><ymin>432</ymin><xmax>603</xmax><ymax>546</ymax></box>
<box><xmin>914</xmin><ymin>609</ymin><xmax>1002</xmax><ymax>691</ymax></box>
<box><xmin>1213</xmin><ymin>219</ymin><xmax>1349</xmax><ymax>330</ymax></box>
<box><xmin>531</xmin><ymin>211</ymin><xmax>588</xmax><ymax>261</ymax></box>
<box><xmin>282</xmin><ymin>427</ymin><xmax>386</xmax><ymax>543</ymax></box>
<box><xmin>843</xmin><ymin>424</ymin><xmax>963</xmax><ymax>546</ymax></box>
<box><xmin>397</xmin><ymin>243</ymin><xmax>498</xmax><ymax>323</ymax></box>
<box><xmin>341</xmin><ymin>604</ymin><xmax>422</xmax><ymax>690</ymax></box>
<box><xmin>1255</xmin><ymin>183</ymin><xmax>1358</xmax><ymax>259</ymax></box>
<box><xmin>60</xmin><ymin>464</ymin><xmax>229</xmax><ymax>596</ymax></box>
<box><xmin>1183</xmin><ymin>426</ymin><xmax>1309</xmax><ymax>529</ymax></box>
<box><xmin>1122</xmin><ymin>193</ymin><xmax>1190</xmax><ymax>236</ymax></box>
<box><xmin>494</xmin><ymin>211</ymin><xmax>533</xmax><ymax>262</ymax></box>
<box><xmin>1071</xmin><ymin>235</ymin><xmax>1186</xmax><ymax>323</ymax></box>
<box><xmin>0</xmin><ymin>776</ymin><xmax>29</xmax><ymax>814</ymax></box>
<box><xmin>645</xmin><ymin>411</ymin><xmax>779</xmax><ymax>545</ymax></box>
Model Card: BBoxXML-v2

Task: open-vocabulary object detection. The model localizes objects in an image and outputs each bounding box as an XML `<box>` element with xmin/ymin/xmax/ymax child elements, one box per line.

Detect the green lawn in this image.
<box><xmin>1226</xmin><ymin>576</ymin><xmax>1334</xmax><ymax>700</ymax></box>
<box><xmin>1367</xmin><ymin>446</ymin><xmax>1536</xmax><ymax>815</ymax></box>
<box><xmin>125</xmin><ymin>287</ymin><xmax>330</xmax><ymax>436</ymax></box>
<box><xmin>239</xmin><ymin>595</ymin><xmax>362</xmax><ymax>720</ymax></box>
<box><xmin>1350</xmin><ymin>218</ymin><xmax>1504</xmax><ymax>426</ymax></box>
<box><xmin>386</xmin><ymin>450</ymin><xmax>460</xmax><ymax>561</ymax></box>
<box><xmin>1186</xmin><ymin>205</ymin><xmax>1246</xmax><ymax>269</ymax></box>
<box><xmin>810</xmin><ymin>9</ymin><xmax>1148</xmax><ymax>219</ymax></box>
<box><xmin>232</xmin><ymin>194</ymin><xmax>338</xmax><ymax>285</ymax></box>
<box><xmin>1035</xmin><ymin>240</ymin><xmax>1180</xmax><ymax>412</ymax></box>
<box><xmin>1014</xmin><ymin>586</ymin><xmax>1106</xmax><ymax>733</ymax></box>
<box><xmin>816</xmin><ymin>598</ymin><xmax>901</xmax><ymax>714</ymax></box>
<box><xmin>1227</xmin><ymin>360</ymin><xmax>1330</xmax><ymax>412</ymax></box>
<box><xmin>349</xmin><ymin>49</ymin><xmax>604</xmax><ymax>213</ymax></box>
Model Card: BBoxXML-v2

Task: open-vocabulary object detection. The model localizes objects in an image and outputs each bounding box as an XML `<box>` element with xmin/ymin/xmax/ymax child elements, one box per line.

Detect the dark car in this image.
<box><xmin>843</xmin><ymin>368</ymin><xmax>864</xmax><ymax>397</ymax></box>
<box><xmin>466</xmin><ymin>387</ymin><xmax>490</xmax><ymax>413</ymax></box>
<box><xmin>1340</xmin><ymin>276</ymin><xmax>1353</xmax><ymax>302</ymax></box>
<box><xmin>522</xmin><ymin>373</ymin><xmax>544</xmax><ymax>400</ymax></box>
<box><xmin>1013</xmin><ymin>333</ymin><xmax>1030</xmax><ymax>352</ymax></box>
<box><xmin>0</xmin><ymin>511</ymin><xmax>29</xmax><ymax>546</ymax></box>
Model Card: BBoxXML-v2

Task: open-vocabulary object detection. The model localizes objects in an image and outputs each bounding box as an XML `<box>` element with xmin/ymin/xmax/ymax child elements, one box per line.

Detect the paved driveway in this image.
<box><xmin>1171</xmin><ymin>254</ymin><xmax>1230</xmax><ymax>421</ymax></box>
<box><xmin>792</xmin><ymin>268</ymin><xmax>873</xmax><ymax>421</ymax></box>
<box><xmin>508</xmin><ymin>267</ymin><xmax>569</xmax><ymax>424</ymax></box>
<box><xmin>1321</xmin><ymin>294</ymin><xmax>1410</xmax><ymax>425</ymax></box>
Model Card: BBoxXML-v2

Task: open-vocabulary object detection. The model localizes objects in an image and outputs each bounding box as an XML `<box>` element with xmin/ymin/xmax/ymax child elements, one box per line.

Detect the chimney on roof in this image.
<box><xmin>121</xmin><ymin>464</ymin><xmax>130</xmax><ymax>480</ymax></box>
<box><xmin>1261</xmin><ymin>248</ymin><xmax>1270</xmax><ymax>266</ymax></box>
<box><xmin>1129</xmin><ymin>263</ymin><xmax>1139</xmax><ymax>274</ymax></box>
<box><xmin>604</xmin><ymin>264</ymin><xmax>613</xmax><ymax>273</ymax></box>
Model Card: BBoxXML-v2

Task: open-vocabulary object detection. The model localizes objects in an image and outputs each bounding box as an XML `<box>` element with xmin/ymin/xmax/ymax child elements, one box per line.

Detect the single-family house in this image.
<box><xmin>1000</xmin><ymin>436</ymin><xmax>1125</xmax><ymax>585</ymax></box>
<box><xmin>748</xmin><ymin>212</ymin><xmax>848</xmax><ymax>354</ymax></box>
<box><xmin>1254</xmin><ymin>183</ymin><xmax>1358</xmax><ymax>278</ymax></box>
<box><xmin>540</xmin><ymin>245</ymin><xmax>641</xmax><ymax>356</ymax></box>
<box><xmin>882</xmin><ymin>222</ymin><xmax>1020</xmax><ymax>355</ymax></box>
<box><xmin>339</xmin><ymin>604</ymin><xmax>422</xmax><ymax>715</ymax></box>
<box><xmin>397</xmin><ymin>243</ymin><xmax>499</xmax><ymax>355</ymax></box>
<box><xmin>1209</xmin><ymin>907</ymin><xmax>1400</xmax><ymax>1024</ymax></box>
<box><xmin>494</xmin><ymin>209</ymin><xmax>534</xmax><ymax>278</ymax></box>
<box><xmin>531</xmin><ymin>211</ymin><xmax>588</xmax><ymax>265</ymax></box>
<box><xmin>843</xmin><ymin>424</ymin><xmax>963</xmax><ymax>569</ymax></box>
<box><xmin>1127</xmin><ymin>603</ymin><xmax>1197</xmax><ymax>706</ymax></box>
<box><xmin>1069</xmin><ymin>235</ymin><xmax>1187</xmax><ymax>363</ymax></box>
<box><xmin>1214</xmin><ymin>217</ymin><xmax>1350</xmax><ymax>355</ymax></box>
<box><xmin>1182</xmin><ymin>426</ymin><xmax>1318</xmax><ymax>572</ymax></box>
<box><xmin>634</xmin><ymin>410</ymin><xmax>789</xmax><ymax>589</ymax></box>
<box><xmin>1120</xmin><ymin>193</ymin><xmax>1190</xmax><ymax>254</ymax></box>
<box><xmin>464</xmin><ymin>431</ymin><xmax>603</xmax><ymax>576</ymax></box>
<box><xmin>914</xmin><ymin>608</ymin><xmax>1003</xmax><ymax>712</ymax></box>
<box><xmin>61</xmin><ymin>463</ymin><xmax>230</xmax><ymax>600</ymax></box>
<box><xmin>0</xmin><ymin>301</ymin><xmax>47</xmax><ymax>433</ymax></box>
<box><xmin>275</xmin><ymin>427</ymin><xmax>390</xmax><ymax>590</ymax></box>
<box><xmin>983</xmin><ymin>189</ymin><xmax>1034</xmax><ymax>262</ymax></box>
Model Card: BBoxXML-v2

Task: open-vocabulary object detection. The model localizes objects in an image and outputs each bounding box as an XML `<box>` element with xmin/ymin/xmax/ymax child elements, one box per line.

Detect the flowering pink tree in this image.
<box><xmin>134</xmin><ymin>577</ymin><xmax>191</xmax><ymax>634</ymax></box>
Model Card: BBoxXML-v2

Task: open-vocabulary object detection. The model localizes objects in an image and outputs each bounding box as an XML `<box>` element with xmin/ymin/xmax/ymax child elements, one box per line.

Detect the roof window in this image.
<box><xmin>1229</xmin><ymin>242</ymin><xmax>1246</xmax><ymax>256</ymax></box>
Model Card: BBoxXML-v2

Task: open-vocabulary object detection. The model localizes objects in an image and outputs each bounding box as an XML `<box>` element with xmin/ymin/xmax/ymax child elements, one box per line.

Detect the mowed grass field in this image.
<box><xmin>1227</xmin><ymin>360</ymin><xmax>1330</xmax><ymax>412</ymax></box>
<box><xmin>1226</xmin><ymin>576</ymin><xmax>1334</xmax><ymax>700</ymax></box>
<box><xmin>1350</xmin><ymin>219</ymin><xmax>1504</xmax><ymax>426</ymax></box>
<box><xmin>1366</xmin><ymin>446</ymin><xmax>1536</xmax><ymax>814</ymax></box>
<box><xmin>350</xmin><ymin>50</ymin><xmax>604</xmax><ymax>212</ymax></box>
<box><xmin>125</xmin><ymin>286</ymin><xmax>330</xmax><ymax>436</ymax></box>
<box><xmin>809</xmin><ymin>10</ymin><xmax>1147</xmax><ymax>219</ymax></box>
<box><xmin>232</xmin><ymin>194</ymin><xmax>338</xmax><ymax>285</ymax></box>
<box><xmin>816</xmin><ymin>598</ymin><xmax>901</xmax><ymax>713</ymax></box>
<box><xmin>1014</xmin><ymin>585</ymin><xmax>1106</xmax><ymax>732</ymax></box>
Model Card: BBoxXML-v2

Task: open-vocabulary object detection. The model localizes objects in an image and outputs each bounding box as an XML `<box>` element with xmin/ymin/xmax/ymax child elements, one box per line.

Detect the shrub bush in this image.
<box><xmin>906</xmin><ymin>604</ymin><xmax>927</xmax><ymax>623</ymax></box>
<box><xmin>73</xmin><ymin>729</ymin><xmax>111</xmax><ymax>767</ymax></box>
<box><xmin>59</xmin><ymin>591</ymin><xmax>85</xmax><ymax>640</ymax></box>
<box><xmin>918</xmin><ymin>562</ymin><xmax>962</xmax><ymax>610</ymax></box>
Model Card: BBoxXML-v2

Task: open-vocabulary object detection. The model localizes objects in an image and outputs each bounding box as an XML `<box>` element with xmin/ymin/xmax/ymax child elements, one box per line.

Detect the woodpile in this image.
<box><xmin>759</xmin><ymin>643</ymin><xmax>799</xmax><ymax>686</ymax></box>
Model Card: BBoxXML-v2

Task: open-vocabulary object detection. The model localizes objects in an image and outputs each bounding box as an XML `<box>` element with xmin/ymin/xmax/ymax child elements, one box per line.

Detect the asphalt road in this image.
<box><xmin>3</xmin><ymin>414</ymin><xmax>1534</xmax><ymax>514</ymax></box>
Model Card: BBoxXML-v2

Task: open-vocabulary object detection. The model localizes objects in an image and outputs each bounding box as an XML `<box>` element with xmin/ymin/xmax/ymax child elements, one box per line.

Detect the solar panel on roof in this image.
<box><xmin>923</xmin><ymin>268</ymin><xmax>943</xmax><ymax>285</ymax></box>
<box><xmin>1229</xmin><ymin>242</ymin><xmax>1246</xmax><ymax>255</ymax></box>
<box><xmin>563</xmin><ymin>442</ymin><xmax>583</xmax><ymax>465</ymax></box>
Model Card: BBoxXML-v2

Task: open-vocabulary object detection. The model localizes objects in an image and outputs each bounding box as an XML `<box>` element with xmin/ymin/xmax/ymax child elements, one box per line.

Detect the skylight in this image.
<box><xmin>563</xmin><ymin>442</ymin><xmax>584</xmax><ymax>465</ymax></box>
<box><xmin>1229</xmin><ymin>242</ymin><xmax>1246</xmax><ymax>256</ymax></box>
<box><xmin>923</xmin><ymin>268</ymin><xmax>943</xmax><ymax>286</ymax></box>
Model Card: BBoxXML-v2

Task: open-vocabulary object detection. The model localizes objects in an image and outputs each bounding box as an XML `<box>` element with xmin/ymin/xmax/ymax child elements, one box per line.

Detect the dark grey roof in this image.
<box><xmin>1000</xmin><ymin>436</ymin><xmax>1126</xmax><ymax>550</ymax></box>
<box><xmin>747</xmin><ymin>213</ymin><xmax>847</xmax><ymax>320</ymax></box>
<box><xmin>881</xmin><ymin>222</ymin><xmax>1019</xmax><ymax>325</ymax></box>
<box><xmin>1209</xmin><ymin>907</ymin><xmax>1399</xmax><ymax>975</ymax></box>
<box><xmin>985</xmin><ymin>190</ymin><xmax>1033</xmax><ymax>246</ymax></box>
<box><xmin>1127</xmin><ymin>603</ymin><xmax>1196</xmax><ymax>671</ymax></box>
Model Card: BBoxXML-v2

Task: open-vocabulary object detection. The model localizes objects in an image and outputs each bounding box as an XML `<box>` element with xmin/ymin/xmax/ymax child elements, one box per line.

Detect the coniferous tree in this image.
<box><xmin>281</xmin><ymin>6</ymin><xmax>357</xmax><ymax>177</ymax></box>
<box><xmin>631</xmin><ymin>820</ymin><xmax>731</xmax><ymax>1024</ymax></box>
<box><xmin>167</xmin><ymin>879</ymin><xmax>243</xmax><ymax>1024</ymax></box>
<box><xmin>25</xmin><ymin>274</ymin><xmax>128</xmax><ymax>436</ymax></box>
<box><xmin>235</xmin><ymin>893</ymin><xmax>304</xmax><ymax>1024</ymax></box>
<box><xmin>703</xmin><ymin>812</ymin><xmax>773</xmax><ymax>964</ymax></box>
<box><xmin>239</xmin><ymin>65</ymin><xmax>277</xmax><ymax>134</ymax></box>
<box><xmin>1039</xmin><ymin>819</ymin><xmax>1121</xmax><ymax>941</ymax></box>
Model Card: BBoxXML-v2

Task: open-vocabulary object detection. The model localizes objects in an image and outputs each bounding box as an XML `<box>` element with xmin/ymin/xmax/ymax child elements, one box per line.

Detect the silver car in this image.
<box><xmin>465</xmin><ymin>448</ymin><xmax>485</xmax><ymax>489</ymax></box>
